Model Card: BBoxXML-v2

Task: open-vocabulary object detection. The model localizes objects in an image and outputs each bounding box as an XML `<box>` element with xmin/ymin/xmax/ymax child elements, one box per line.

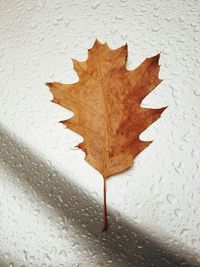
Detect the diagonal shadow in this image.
<box><xmin>0</xmin><ymin>124</ymin><xmax>199</xmax><ymax>267</ymax></box>
<box><xmin>0</xmin><ymin>259</ymin><xmax>10</xmax><ymax>267</ymax></box>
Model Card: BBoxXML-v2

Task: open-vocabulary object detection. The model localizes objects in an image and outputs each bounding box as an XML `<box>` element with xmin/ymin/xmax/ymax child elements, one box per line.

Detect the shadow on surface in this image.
<box><xmin>0</xmin><ymin>124</ymin><xmax>199</xmax><ymax>267</ymax></box>
<box><xmin>0</xmin><ymin>260</ymin><xmax>11</xmax><ymax>267</ymax></box>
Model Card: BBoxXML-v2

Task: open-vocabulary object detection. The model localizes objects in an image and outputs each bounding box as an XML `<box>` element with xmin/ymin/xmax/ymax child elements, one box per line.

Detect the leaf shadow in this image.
<box><xmin>0</xmin><ymin>124</ymin><xmax>199</xmax><ymax>267</ymax></box>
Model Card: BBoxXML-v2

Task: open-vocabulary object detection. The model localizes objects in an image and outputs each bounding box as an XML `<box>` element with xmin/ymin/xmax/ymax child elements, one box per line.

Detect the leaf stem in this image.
<box><xmin>102</xmin><ymin>176</ymin><xmax>108</xmax><ymax>231</ymax></box>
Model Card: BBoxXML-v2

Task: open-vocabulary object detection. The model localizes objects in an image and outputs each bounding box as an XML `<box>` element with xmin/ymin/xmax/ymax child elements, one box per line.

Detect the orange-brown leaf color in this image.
<box><xmin>47</xmin><ymin>39</ymin><xmax>166</xmax><ymax>230</ymax></box>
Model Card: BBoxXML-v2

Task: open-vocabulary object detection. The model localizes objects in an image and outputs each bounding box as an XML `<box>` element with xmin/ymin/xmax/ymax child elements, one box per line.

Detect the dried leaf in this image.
<box><xmin>47</xmin><ymin>39</ymin><xmax>166</xmax><ymax>230</ymax></box>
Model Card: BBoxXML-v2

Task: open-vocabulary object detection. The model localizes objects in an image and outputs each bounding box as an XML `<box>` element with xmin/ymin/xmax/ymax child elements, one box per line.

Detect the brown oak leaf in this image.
<box><xmin>47</xmin><ymin>39</ymin><xmax>166</xmax><ymax>231</ymax></box>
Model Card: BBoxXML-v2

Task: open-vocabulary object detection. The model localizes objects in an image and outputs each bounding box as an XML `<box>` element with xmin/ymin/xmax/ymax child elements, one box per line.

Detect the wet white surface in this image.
<box><xmin>0</xmin><ymin>0</ymin><xmax>200</xmax><ymax>266</ymax></box>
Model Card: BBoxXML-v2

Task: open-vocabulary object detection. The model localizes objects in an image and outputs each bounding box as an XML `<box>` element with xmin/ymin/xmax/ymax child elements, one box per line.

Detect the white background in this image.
<box><xmin>0</xmin><ymin>0</ymin><xmax>200</xmax><ymax>266</ymax></box>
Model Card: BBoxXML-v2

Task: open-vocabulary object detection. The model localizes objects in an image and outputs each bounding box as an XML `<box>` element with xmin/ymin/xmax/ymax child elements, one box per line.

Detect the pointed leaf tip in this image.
<box><xmin>58</xmin><ymin>120</ymin><xmax>67</xmax><ymax>124</ymax></box>
<box><xmin>146</xmin><ymin>53</ymin><xmax>160</xmax><ymax>64</ymax></box>
<box><xmin>153</xmin><ymin>53</ymin><xmax>160</xmax><ymax>63</ymax></box>
<box><xmin>161</xmin><ymin>106</ymin><xmax>168</xmax><ymax>114</ymax></box>
<box><xmin>46</xmin><ymin>82</ymin><xmax>52</xmax><ymax>87</ymax></box>
<box><xmin>93</xmin><ymin>38</ymin><xmax>101</xmax><ymax>46</ymax></box>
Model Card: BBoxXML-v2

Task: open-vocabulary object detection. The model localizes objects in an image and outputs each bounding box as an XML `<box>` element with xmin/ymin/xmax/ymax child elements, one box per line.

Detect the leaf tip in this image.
<box><xmin>50</xmin><ymin>99</ymin><xmax>55</xmax><ymax>103</ymax></box>
<box><xmin>161</xmin><ymin>106</ymin><xmax>168</xmax><ymax>114</ymax></box>
<box><xmin>146</xmin><ymin>53</ymin><xmax>160</xmax><ymax>66</ymax></box>
<box><xmin>46</xmin><ymin>82</ymin><xmax>53</xmax><ymax>88</ymax></box>
<box><xmin>74</xmin><ymin>141</ymin><xmax>84</xmax><ymax>151</ymax></box>
<box><xmin>93</xmin><ymin>38</ymin><xmax>102</xmax><ymax>47</ymax></box>
<box><xmin>146</xmin><ymin>140</ymin><xmax>153</xmax><ymax>146</ymax></box>
<box><xmin>72</xmin><ymin>58</ymin><xmax>78</xmax><ymax>69</ymax></box>
<box><xmin>153</xmin><ymin>53</ymin><xmax>160</xmax><ymax>63</ymax></box>
<box><xmin>58</xmin><ymin>120</ymin><xmax>67</xmax><ymax>125</ymax></box>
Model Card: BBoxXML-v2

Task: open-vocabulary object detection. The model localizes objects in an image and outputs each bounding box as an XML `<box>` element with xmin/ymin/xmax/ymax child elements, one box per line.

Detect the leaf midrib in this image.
<box><xmin>97</xmin><ymin>46</ymin><xmax>109</xmax><ymax>178</ymax></box>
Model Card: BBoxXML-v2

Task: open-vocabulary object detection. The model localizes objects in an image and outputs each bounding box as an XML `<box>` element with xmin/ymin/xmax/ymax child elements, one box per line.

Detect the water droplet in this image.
<box><xmin>91</xmin><ymin>2</ymin><xmax>101</xmax><ymax>9</ymax></box>
<box><xmin>65</xmin><ymin>19</ymin><xmax>72</xmax><ymax>28</ymax></box>
<box><xmin>152</xmin><ymin>26</ymin><xmax>159</xmax><ymax>32</ymax></box>
<box><xmin>58</xmin><ymin>249</ymin><xmax>67</xmax><ymax>258</ymax></box>
<box><xmin>4</xmin><ymin>253</ymin><xmax>10</xmax><ymax>259</ymax></box>
<box><xmin>115</xmin><ymin>15</ymin><xmax>124</xmax><ymax>21</ymax></box>
<box><xmin>174</xmin><ymin>209</ymin><xmax>183</xmax><ymax>218</ymax></box>
<box><xmin>179</xmin><ymin>16</ymin><xmax>185</xmax><ymax>23</ymax></box>
<box><xmin>166</xmin><ymin>194</ymin><xmax>175</xmax><ymax>204</ymax></box>
<box><xmin>180</xmin><ymin>228</ymin><xmax>190</xmax><ymax>236</ymax></box>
